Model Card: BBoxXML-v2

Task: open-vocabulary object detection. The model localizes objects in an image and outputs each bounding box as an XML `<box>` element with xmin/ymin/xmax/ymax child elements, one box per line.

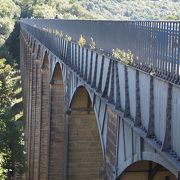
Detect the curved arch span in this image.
<box><xmin>117</xmin><ymin>152</ymin><xmax>178</xmax><ymax>178</ymax></box>
<box><xmin>36</xmin><ymin>44</ymin><xmax>41</xmax><ymax>60</ymax></box>
<box><xmin>69</xmin><ymin>85</ymin><xmax>94</xmax><ymax>109</ymax></box>
<box><xmin>32</xmin><ymin>40</ymin><xmax>36</xmax><ymax>53</ymax></box>
<box><xmin>117</xmin><ymin>158</ymin><xmax>176</xmax><ymax>180</ymax></box>
<box><xmin>42</xmin><ymin>50</ymin><xmax>49</xmax><ymax>69</ymax></box>
<box><xmin>69</xmin><ymin>84</ymin><xmax>105</xmax><ymax>155</ymax></box>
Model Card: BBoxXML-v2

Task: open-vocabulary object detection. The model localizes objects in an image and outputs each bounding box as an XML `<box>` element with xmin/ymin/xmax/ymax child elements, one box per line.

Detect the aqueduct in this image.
<box><xmin>20</xmin><ymin>19</ymin><xmax>180</xmax><ymax>180</ymax></box>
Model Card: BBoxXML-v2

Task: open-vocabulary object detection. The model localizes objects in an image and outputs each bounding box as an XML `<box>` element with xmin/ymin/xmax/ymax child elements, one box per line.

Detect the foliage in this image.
<box><xmin>0</xmin><ymin>59</ymin><xmax>25</xmax><ymax>179</ymax></box>
<box><xmin>5</xmin><ymin>22</ymin><xmax>20</xmax><ymax>66</ymax></box>
<box><xmin>14</xmin><ymin>0</ymin><xmax>33</xmax><ymax>17</ymax></box>
<box><xmin>89</xmin><ymin>37</ymin><xmax>96</xmax><ymax>49</ymax></box>
<box><xmin>31</xmin><ymin>4</ymin><xmax>57</xmax><ymax>18</ymax></box>
<box><xmin>65</xmin><ymin>35</ymin><xmax>72</xmax><ymax>42</ymax></box>
<box><xmin>0</xmin><ymin>0</ymin><xmax>20</xmax><ymax>19</ymax></box>
<box><xmin>0</xmin><ymin>18</ymin><xmax>15</xmax><ymax>48</ymax></box>
<box><xmin>112</xmin><ymin>48</ymin><xmax>133</xmax><ymax>65</ymax></box>
<box><xmin>79</xmin><ymin>0</ymin><xmax>180</xmax><ymax>20</ymax></box>
<box><xmin>78</xmin><ymin>35</ymin><xmax>86</xmax><ymax>47</ymax></box>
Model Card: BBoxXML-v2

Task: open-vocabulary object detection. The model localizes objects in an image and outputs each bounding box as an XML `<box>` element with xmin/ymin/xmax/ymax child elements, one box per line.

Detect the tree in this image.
<box><xmin>0</xmin><ymin>18</ymin><xmax>15</xmax><ymax>48</ymax></box>
<box><xmin>0</xmin><ymin>59</ymin><xmax>25</xmax><ymax>179</ymax></box>
<box><xmin>0</xmin><ymin>0</ymin><xmax>20</xmax><ymax>19</ymax></box>
<box><xmin>31</xmin><ymin>4</ymin><xmax>57</xmax><ymax>18</ymax></box>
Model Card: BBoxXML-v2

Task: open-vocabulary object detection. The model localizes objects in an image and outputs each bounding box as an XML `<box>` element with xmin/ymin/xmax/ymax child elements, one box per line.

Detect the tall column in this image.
<box><xmin>67</xmin><ymin>87</ymin><xmax>103</xmax><ymax>180</ymax></box>
<box><xmin>39</xmin><ymin>64</ymin><xmax>50</xmax><ymax>180</ymax></box>
<box><xmin>20</xmin><ymin>35</ymin><xmax>31</xmax><ymax>180</ymax></box>
<box><xmin>29</xmin><ymin>52</ymin><xmax>37</xmax><ymax>180</ymax></box>
<box><xmin>33</xmin><ymin>57</ymin><xmax>42</xmax><ymax>180</ymax></box>
<box><xmin>48</xmin><ymin>67</ymin><xmax>65</xmax><ymax>180</ymax></box>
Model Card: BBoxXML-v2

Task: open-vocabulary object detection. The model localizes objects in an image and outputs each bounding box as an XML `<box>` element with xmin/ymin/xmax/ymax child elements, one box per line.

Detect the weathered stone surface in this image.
<box><xmin>67</xmin><ymin>113</ymin><xmax>103</xmax><ymax>180</ymax></box>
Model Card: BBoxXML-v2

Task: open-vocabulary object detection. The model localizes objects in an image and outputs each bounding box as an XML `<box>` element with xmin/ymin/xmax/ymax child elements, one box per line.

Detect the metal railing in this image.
<box><xmin>20</xmin><ymin>19</ymin><xmax>180</xmax><ymax>77</ymax></box>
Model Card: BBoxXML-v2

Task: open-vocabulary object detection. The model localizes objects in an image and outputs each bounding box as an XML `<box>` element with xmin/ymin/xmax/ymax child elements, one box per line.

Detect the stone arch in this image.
<box><xmin>29</xmin><ymin>37</ymin><xmax>33</xmax><ymax>50</ymax></box>
<box><xmin>69</xmin><ymin>84</ymin><xmax>94</xmax><ymax>108</ymax></box>
<box><xmin>70</xmin><ymin>84</ymin><xmax>105</xmax><ymax>154</ymax></box>
<box><xmin>36</xmin><ymin>44</ymin><xmax>41</xmax><ymax>60</ymax></box>
<box><xmin>67</xmin><ymin>86</ymin><xmax>103</xmax><ymax>180</ymax></box>
<box><xmin>27</xmin><ymin>33</ymin><xmax>31</xmax><ymax>44</ymax></box>
<box><xmin>48</xmin><ymin>62</ymin><xmax>66</xmax><ymax>179</ymax></box>
<box><xmin>117</xmin><ymin>152</ymin><xmax>178</xmax><ymax>178</ymax></box>
<box><xmin>51</xmin><ymin>62</ymin><xmax>63</xmax><ymax>83</ymax></box>
<box><xmin>42</xmin><ymin>51</ymin><xmax>49</xmax><ymax>69</ymax></box>
<box><xmin>117</xmin><ymin>160</ymin><xmax>176</xmax><ymax>180</ymax></box>
<box><xmin>32</xmin><ymin>40</ymin><xmax>36</xmax><ymax>53</ymax></box>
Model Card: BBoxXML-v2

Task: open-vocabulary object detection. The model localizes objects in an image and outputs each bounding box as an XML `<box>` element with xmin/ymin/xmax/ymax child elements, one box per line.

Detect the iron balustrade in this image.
<box><xmin>20</xmin><ymin>20</ymin><xmax>180</xmax><ymax>78</ymax></box>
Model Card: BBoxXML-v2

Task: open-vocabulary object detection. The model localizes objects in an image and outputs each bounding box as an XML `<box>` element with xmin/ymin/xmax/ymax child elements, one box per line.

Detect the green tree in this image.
<box><xmin>0</xmin><ymin>59</ymin><xmax>25</xmax><ymax>179</ymax></box>
<box><xmin>31</xmin><ymin>3</ymin><xmax>57</xmax><ymax>18</ymax></box>
<box><xmin>0</xmin><ymin>0</ymin><xmax>20</xmax><ymax>18</ymax></box>
<box><xmin>0</xmin><ymin>18</ymin><xmax>15</xmax><ymax>48</ymax></box>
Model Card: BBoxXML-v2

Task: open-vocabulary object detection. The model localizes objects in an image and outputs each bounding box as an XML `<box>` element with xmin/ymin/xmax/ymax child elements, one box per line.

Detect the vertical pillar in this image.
<box><xmin>29</xmin><ymin>52</ymin><xmax>37</xmax><ymax>180</ymax></box>
<box><xmin>33</xmin><ymin>56</ymin><xmax>42</xmax><ymax>180</ymax></box>
<box><xmin>24</xmin><ymin>42</ymin><xmax>33</xmax><ymax>180</ymax></box>
<box><xmin>67</xmin><ymin>87</ymin><xmax>103</xmax><ymax>180</ymax></box>
<box><xmin>104</xmin><ymin>108</ymin><xmax>119</xmax><ymax>180</ymax></box>
<box><xmin>48</xmin><ymin>65</ymin><xmax>65</xmax><ymax>180</ymax></box>
<box><xmin>39</xmin><ymin>64</ymin><xmax>50</xmax><ymax>180</ymax></box>
<box><xmin>26</xmin><ymin>42</ymin><xmax>32</xmax><ymax>180</ymax></box>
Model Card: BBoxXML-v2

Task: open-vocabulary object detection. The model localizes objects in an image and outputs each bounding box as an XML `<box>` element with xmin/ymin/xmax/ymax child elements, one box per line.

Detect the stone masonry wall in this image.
<box><xmin>67</xmin><ymin>112</ymin><xmax>103</xmax><ymax>180</ymax></box>
<box><xmin>39</xmin><ymin>68</ymin><xmax>49</xmax><ymax>180</ymax></box>
<box><xmin>48</xmin><ymin>82</ymin><xmax>65</xmax><ymax>179</ymax></box>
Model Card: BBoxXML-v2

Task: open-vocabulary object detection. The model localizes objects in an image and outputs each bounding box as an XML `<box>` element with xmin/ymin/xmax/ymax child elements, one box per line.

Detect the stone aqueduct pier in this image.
<box><xmin>20</xmin><ymin>19</ymin><xmax>180</xmax><ymax>180</ymax></box>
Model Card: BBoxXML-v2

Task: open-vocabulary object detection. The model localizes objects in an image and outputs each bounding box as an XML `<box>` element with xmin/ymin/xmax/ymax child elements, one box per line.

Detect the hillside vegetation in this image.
<box><xmin>16</xmin><ymin>0</ymin><xmax>180</xmax><ymax>20</ymax></box>
<box><xmin>80</xmin><ymin>0</ymin><xmax>180</xmax><ymax>20</ymax></box>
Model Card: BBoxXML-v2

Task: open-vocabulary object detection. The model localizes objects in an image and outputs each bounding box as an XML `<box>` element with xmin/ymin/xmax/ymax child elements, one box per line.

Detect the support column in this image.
<box><xmin>29</xmin><ymin>52</ymin><xmax>37</xmax><ymax>180</ymax></box>
<box><xmin>104</xmin><ymin>108</ymin><xmax>119</xmax><ymax>180</ymax></box>
<box><xmin>39</xmin><ymin>65</ymin><xmax>50</xmax><ymax>180</ymax></box>
<box><xmin>33</xmin><ymin>57</ymin><xmax>42</xmax><ymax>180</ymax></box>
<box><xmin>48</xmin><ymin>71</ymin><xmax>65</xmax><ymax>180</ymax></box>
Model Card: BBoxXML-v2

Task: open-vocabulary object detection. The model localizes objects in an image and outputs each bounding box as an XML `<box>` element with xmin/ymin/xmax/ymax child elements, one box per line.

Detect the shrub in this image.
<box><xmin>65</xmin><ymin>35</ymin><xmax>72</xmax><ymax>42</ymax></box>
<box><xmin>112</xmin><ymin>48</ymin><xmax>133</xmax><ymax>65</ymax></box>
<box><xmin>89</xmin><ymin>37</ymin><xmax>96</xmax><ymax>49</ymax></box>
<box><xmin>78</xmin><ymin>35</ymin><xmax>86</xmax><ymax>47</ymax></box>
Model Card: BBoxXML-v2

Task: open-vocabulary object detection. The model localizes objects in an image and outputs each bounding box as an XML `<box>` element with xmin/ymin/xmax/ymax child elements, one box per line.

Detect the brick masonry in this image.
<box><xmin>48</xmin><ymin>82</ymin><xmax>65</xmax><ymax>180</ymax></box>
<box><xmin>29</xmin><ymin>57</ymin><xmax>37</xmax><ymax>179</ymax></box>
<box><xmin>67</xmin><ymin>112</ymin><xmax>103</xmax><ymax>180</ymax></box>
<box><xmin>33</xmin><ymin>60</ymin><xmax>41</xmax><ymax>180</ymax></box>
<box><xmin>20</xmin><ymin>28</ymin><xmax>178</xmax><ymax>180</ymax></box>
<box><xmin>39</xmin><ymin>68</ymin><xmax>49</xmax><ymax>180</ymax></box>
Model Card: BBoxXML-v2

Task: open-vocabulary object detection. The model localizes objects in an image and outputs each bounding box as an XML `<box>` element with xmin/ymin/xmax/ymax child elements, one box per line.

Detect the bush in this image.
<box><xmin>78</xmin><ymin>35</ymin><xmax>86</xmax><ymax>47</ymax></box>
<box><xmin>112</xmin><ymin>48</ymin><xmax>133</xmax><ymax>65</ymax></box>
<box><xmin>31</xmin><ymin>4</ymin><xmax>57</xmax><ymax>18</ymax></box>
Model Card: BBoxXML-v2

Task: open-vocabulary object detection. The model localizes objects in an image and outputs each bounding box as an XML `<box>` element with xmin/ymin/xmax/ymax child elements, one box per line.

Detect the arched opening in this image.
<box><xmin>67</xmin><ymin>86</ymin><xmax>103</xmax><ymax>180</ymax></box>
<box><xmin>36</xmin><ymin>45</ymin><xmax>41</xmax><ymax>60</ymax></box>
<box><xmin>32</xmin><ymin>40</ymin><xmax>36</xmax><ymax>53</ymax></box>
<box><xmin>30</xmin><ymin>37</ymin><xmax>33</xmax><ymax>51</ymax></box>
<box><xmin>42</xmin><ymin>51</ymin><xmax>48</xmax><ymax>68</ymax></box>
<box><xmin>39</xmin><ymin>51</ymin><xmax>49</xmax><ymax>179</ymax></box>
<box><xmin>117</xmin><ymin>161</ymin><xmax>176</xmax><ymax>180</ymax></box>
<box><xmin>48</xmin><ymin>62</ymin><xmax>65</xmax><ymax>179</ymax></box>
